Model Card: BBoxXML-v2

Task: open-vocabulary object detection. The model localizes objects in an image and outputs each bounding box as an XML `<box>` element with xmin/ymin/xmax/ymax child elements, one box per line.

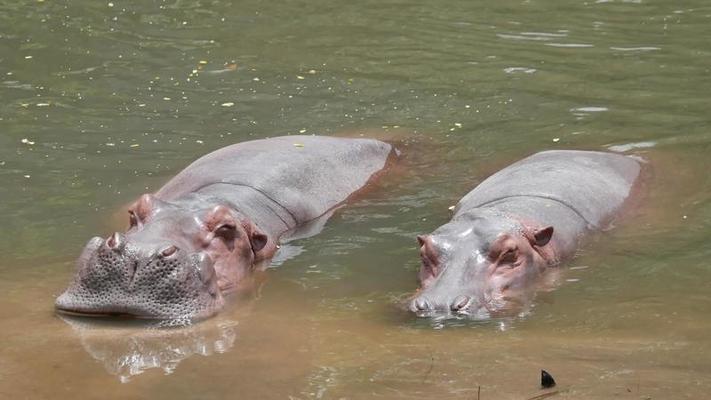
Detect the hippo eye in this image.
<box><xmin>214</xmin><ymin>223</ymin><xmax>237</xmax><ymax>241</ymax></box>
<box><xmin>499</xmin><ymin>248</ymin><xmax>518</xmax><ymax>265</ymax></box>
<box><xmin>128</xmin><ymin>210</ymin><xmax>138</xmax><ymax>228</ymax></box>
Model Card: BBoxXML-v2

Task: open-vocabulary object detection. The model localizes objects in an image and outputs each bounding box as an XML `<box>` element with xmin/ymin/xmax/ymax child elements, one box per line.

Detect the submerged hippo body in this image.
<box><xmin>411</xmin><ymin>150</ymin><xmax>642</xmax><ymax>318</ymax></box>
<box><xmin>56</xmin><ymin>135</ymin><xmax>397</xmax><ymax>320</ymax></box>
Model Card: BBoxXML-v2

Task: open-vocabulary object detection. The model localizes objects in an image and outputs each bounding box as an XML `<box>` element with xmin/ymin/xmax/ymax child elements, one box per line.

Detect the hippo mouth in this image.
<box><xmin>55</xmin><ymin>236</ymin><xmax>224</xmax><ymax>321</ymax></box>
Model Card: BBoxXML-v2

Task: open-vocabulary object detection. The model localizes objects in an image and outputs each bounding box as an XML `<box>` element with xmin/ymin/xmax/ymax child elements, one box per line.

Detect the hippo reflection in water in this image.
<box><xmin>410</xmin><ymin>150</ymin><xmax>642</xmax><ymax>319</ymax></box>
<box><xmin>56</xmin><ymin>136</ymin><xmax>397</xmax><ymax>321</ymax></box>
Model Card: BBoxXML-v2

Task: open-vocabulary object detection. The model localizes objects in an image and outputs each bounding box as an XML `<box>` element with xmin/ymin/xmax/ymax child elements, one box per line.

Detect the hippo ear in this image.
<box><xmin>532</xmin><ymin>226</ymin><xmax>554</xmax><ymax>247</ymax></box>
<box><xmin>250</xmin><ymin>229</ymin><xmax>268</xmax><ymax>253</ymax></box>
<box><xmin>242</xmin><ymin>220</ymin><xmax>268</xmax><ymax>254</ymax></box>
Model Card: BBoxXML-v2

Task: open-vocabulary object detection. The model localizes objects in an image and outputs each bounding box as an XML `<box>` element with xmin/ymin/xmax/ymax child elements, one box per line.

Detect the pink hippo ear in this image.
<box><xmin>532</xmin><ymin>226</ymin><xmax>554</xmax><ymax>247</ymax></box>
<box><xmin>242</xmin><ymin>220</ymin><xmax>269</xmax><ymax>254</ymax></box>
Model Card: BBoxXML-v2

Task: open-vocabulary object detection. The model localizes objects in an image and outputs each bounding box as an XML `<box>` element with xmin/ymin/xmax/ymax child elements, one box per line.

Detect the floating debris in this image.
<box><xmin>221</xmin><ymin>102</ymin><xmax>235</xmax><ymax>107</ymax></box>
<box><xmin>293</xmin><ymin>143</ymin><xmax>304</xmax><ymax>148</ymax></box>
<box><xmin>552</xmin><ymin>138</ymin><xmax>560</xmax><ymax>143</ymax></box>
<box><xmin>21</xmin><ymin>138</ymin><xmax>35</xmax><ymax>145</ymax></box>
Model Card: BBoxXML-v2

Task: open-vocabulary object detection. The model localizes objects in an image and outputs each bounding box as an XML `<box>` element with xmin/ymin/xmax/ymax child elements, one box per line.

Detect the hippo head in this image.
<box><xmin>410</xmin><ymin>209</ymin><xmax>557</xmax><ymax>319</ymax></box>
<box><xmin>55</xmin><ymin>194</ymin><xmax>270</xmax><ymax>320</ymax></box>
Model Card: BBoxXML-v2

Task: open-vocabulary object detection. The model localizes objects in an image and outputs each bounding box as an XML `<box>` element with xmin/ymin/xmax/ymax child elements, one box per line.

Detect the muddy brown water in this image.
<box><xmin>1</xmin><ymin>1</ymin><xmax>711</xmax><ymax>399</ymax></box>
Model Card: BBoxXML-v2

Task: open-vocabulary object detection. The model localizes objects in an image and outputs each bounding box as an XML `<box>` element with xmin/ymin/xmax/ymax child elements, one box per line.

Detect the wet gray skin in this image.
<box><xmin>411</xmin><ymin>150</ymin><xmax>642</xmax><ymax>319</ymax></box>
<box><xmin>56</xmin><ymin>136</ymin><xmax>397</xmax><ymax>320</ymax></box>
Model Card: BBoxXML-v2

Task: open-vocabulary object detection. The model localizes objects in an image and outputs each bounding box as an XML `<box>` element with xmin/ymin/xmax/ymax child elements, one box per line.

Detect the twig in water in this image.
<box><xmin>526</xmin><ymin>390</ymin><xmax>560</xmax><ymax>400</ymax></box>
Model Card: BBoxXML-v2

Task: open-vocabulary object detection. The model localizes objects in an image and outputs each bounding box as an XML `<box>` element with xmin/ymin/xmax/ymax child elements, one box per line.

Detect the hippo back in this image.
<box><xmin>155</xmin><ymin>136</ymin><xmax>394</xmax><ymax>226</ymax></box>
<box><xmin>455</xmin><ymin>150</ymin><xmax>641</xmax><ymax>229</ymax></box>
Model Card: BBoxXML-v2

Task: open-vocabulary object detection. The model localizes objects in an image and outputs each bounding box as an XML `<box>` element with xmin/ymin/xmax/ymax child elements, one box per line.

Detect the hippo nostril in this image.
<box><xmin>451</xmin><ymin>295</ymin><xmax>471</xmax><ymax>312</ymax></box>
<box><xmin>160</xmin><ymin>245</ymin><xmax>178</xmax><ymax>258</ymax></box>
<box><xmin>413</xmin><ymin>297</ymin><xmax>431</xmax><ymax>312</ymax></box>
<box><xmin>106</xmin><ymin>232</ymin><xmax>125</xmax><ymax>252</ymax></box>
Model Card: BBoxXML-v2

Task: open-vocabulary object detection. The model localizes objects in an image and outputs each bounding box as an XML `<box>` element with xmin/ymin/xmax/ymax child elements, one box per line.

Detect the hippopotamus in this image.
<box><xmin>56</xmin><ymin>135</ymin><xmax>397</xmax><ymax>320</ymax></box>
<box><xmin>410</xmin><ymin>150</ymin><xmax>642</xmax><ymax>318</ymax></box>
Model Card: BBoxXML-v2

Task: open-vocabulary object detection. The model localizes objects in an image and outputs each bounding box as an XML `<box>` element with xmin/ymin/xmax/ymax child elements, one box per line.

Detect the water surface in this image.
<box><xmin>1</xmin><ymin>0</ymin><xmax>710</xmax><ymax>398</ymax></box>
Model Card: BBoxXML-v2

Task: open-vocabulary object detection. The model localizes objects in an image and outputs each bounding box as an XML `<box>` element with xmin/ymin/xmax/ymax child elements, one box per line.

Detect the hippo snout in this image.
<box><xmin>55</xmin><ymin>233</ymin><xmax>224</xmax><ymax>320</ymax></box>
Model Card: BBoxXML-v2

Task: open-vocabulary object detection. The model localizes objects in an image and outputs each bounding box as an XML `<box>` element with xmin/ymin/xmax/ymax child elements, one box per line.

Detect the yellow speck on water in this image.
<box><xmin>448</xmin><ymin>205</ymin><xmax>456</xmax><ymax>211</ymax></box>
<box><xmin>307</xmin><ymin>69</ymin><xmax>317</xmax><ymax>74</ymax></box>
<box><xmin>199</xmin><ymin>60</ymin><xmax>208</xmax><ymax>65</ymax></box>
<box><xmin>296</xmin><ymin>75</ymin><xmax>305</xmax><ymax>80</ymax></box>
<box><xmin>552</xmin><ymin>137</ymin><xmax>560</xmax><ymax>142</ymax></box>
<box><xmin>130</xmin><ymin>144</ymin><xmax>140</xmax><ymax>148</ymax></box>
<box><xmin>221</xmin><ymin>102</ymin><xmax>235</xmax><ymax>107</ymax></box>
<box><xmin>299</xmin><ymin>129</ymin><xmax>306</xmax><ymax>133</ymax></box>
<box><xmin>36</xmin><ymin>103</ymin><xmax>50</xmax><ymax>107</ymax></box>
<box><xmin>454</xmin><ymin>122</ymin><xmax>462</xmax><ymax>128</ymax></box>
<box><xmin>293</xmin><ymin>143</ymin><xmax>304</xmax><ymax>148</ymax></box>
<box><xmin>196</xmin><ymin>140</ymin><xmax>204</xmax><ymax>144</ymax></box>
<box><xmin>24</xmin><ymin>55</ymin><xmax>32</xmax><ymax>59</ymax></box>
<box><xmin>163</xmin><ymin>97</ymin><xmax>171</xmax><ymax>101</ymax></box>
<box><xmin>21</xmin><ymin>138</ymin><xmax>35</xmax><ymax>145</ymax></box>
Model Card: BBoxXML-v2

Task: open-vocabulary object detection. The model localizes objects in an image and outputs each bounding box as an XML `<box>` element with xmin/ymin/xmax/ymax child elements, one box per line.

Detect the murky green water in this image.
<box><xmin>1</xmin><ymin>0</ymin><xmax>710</xmax><ymax>398</ymax></box>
